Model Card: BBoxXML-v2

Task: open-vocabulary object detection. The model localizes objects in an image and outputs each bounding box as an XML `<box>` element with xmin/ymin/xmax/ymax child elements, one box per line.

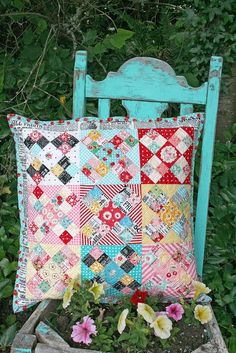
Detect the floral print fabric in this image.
<box><xmin>8</xmin><ymin>113</ymin><xmax>204</xmax><ymax>312</ymax></box>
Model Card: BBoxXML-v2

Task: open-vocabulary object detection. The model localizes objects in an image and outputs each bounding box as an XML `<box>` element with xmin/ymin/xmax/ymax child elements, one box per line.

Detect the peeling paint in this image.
<box><xmin>209</xmin><ymin>69</ymin><xmax>221</xmax><ymax>78</ymax></box>
<box><xmin>37</xmin><ymin>323</ymin><xmax>49</xmax><ymax>335</ymax></box>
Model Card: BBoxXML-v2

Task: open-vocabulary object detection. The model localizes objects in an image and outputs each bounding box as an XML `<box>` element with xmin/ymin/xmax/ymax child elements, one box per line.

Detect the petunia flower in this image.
<box><xmin>71</xmin><ymin>316</ymin><xmax>97</xmax><ymax>345</ymax></box>
<box><xmin>130</xmin><ymin>289</ymin><xmax>148</xmax><ymax>305</ymax></box>
<box><xmin>89</xmin><ymin>281</ymin><xmax>105</xmax><ymax>302</ymax></box>
<box><xmin>62</xmin><ymin>287</ymin><xmax>75</xmax><ymax>309</ymax></box>
<box><xmin>137</xmin><ymin>303</ymin><xmax>156</xmax><ymax>323</ymax></box>
<box><xmin>194</xmin><ymin>305</ymin><xmax>212</xmax><ymax>324</ymax></box>
<box><xmin>150</xmin><ymin>315</ymin><xmax>173</xmax><ymax>339</ymax></box>
<box><xmin>166</xmin><ymin>303</ymin><xmax>184</xmax><ymax>321</ymax></box>
<box><xmin>62</xmin><ymin>279</ymin><xmax>77</xmax><ymax>309</ymax></box>
<box><xmin>117</xmin><ymin>309</ymin><xmax>129</xmax><ymax>334</ymax></box>
<box><xmin>193</xmin><ymin>281</ymin><xmax>211</xmax><ymax>300</ymax></box>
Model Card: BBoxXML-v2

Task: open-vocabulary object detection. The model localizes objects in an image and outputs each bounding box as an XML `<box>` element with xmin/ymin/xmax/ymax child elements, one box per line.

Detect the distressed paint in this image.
<box><xmin>18</xmin><ymin>300</ymin><xmax>56</xmax><ymax>335</ymax></box>
<box><xmin>194</xmin><ymin>56</ymin><xmax>223</xmax><ymax>276</ymax></box>
<box><xmin>35</xmin><ymin>321</ymin><xmax>69</xmax><ymax>348</ymax></box>
<box><xmin>73</xmin><ymin>51</ymin><xmax>87</xmax><ymax>118</ymax></box>
<box><xmin>36</xmin><ymin>322</ymin><xmax>49</xmax><ymax>334</ymax></box>
<box><xmin>122</xmin><ymin>100</ymin><xmax>168</xmax><ymax>119</ymax></box>
<box><xmin>180</xmin><ymin>103</ymin><xmax>193</xmax><ymax>115</ymax></box>
<box><xmin>85</xmin><ymin>57</ymin><xmax>208</xmax><ymax>104</ymax></box>
<box><xmin>72</xmin><ymin>52</ymin><xmax>223</xmax><ymax>277</ymax></box>
<box><xmin>35</xmin><ymin>343</ymin><xmax>103</xmax><ymax>353</ymax></box>
<box><xmin>11</xmin><ymin>333</ymin><xmax>37</xmax><ymax>353</ymax></box>
<box><xmin>98</xmin><ymin>98</ymin><xmax>110</xmax><ymax>118</ymax></box>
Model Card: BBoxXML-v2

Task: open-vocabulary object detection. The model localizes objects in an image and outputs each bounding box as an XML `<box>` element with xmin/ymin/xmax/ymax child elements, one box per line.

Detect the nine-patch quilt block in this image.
<box><xmin>8</xmin><ymin>113</ymin><xmax>204</xmax><ymax>312</ymax></box>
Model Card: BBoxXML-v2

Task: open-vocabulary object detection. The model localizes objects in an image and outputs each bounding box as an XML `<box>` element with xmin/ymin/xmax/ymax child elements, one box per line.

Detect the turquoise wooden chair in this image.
<box><xmin>73</xmin><ymin>50</ymin><xmax>223</xmax><ymax>278</ymax></box>
<box><xmin>12</xmin><ymin>51</ymin><xmax>228</xmax><ymax>353</ymax></box>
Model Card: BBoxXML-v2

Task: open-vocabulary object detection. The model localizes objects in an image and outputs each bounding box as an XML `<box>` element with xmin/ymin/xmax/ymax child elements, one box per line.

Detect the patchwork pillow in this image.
<box><xmin>8</xmin><ymin>113</ymin><xmax>204</xmax><ymax>313</ymax></box>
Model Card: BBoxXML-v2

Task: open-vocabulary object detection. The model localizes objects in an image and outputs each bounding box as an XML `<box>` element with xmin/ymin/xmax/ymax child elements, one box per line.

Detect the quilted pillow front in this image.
<box><xmin>8</xmin><ymin>113</ymin><xmax>204</xmax><ymax>312</ymax></box>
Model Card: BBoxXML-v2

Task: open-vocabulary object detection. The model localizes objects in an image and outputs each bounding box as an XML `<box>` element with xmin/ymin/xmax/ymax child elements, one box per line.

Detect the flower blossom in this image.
<box><xmin>166</xmin><ymin>303</ymin><xmax>184</xmax><ymax>321</ymax></box>
<box><xmin>130</xmin><ymin>289</ymin><xmax>148</xmax><ymax>305</ymax></box>
<box><xmin>117</xmin><ymin>309</ymin><xmax>129</xmax><ymax>334</ymax></box>
<box><xmin>137</xmin><ymin>303</ymin><xmax>156</xmax><ymax>323</ymax></box>
<box><xmin>89</xmin><ymin>281</ymin><xmax>105</xmax><ymax>302</ymax></box>
<box><xmin>71</xmin><ymin>316</ymin><xmax>97</xmax><ymax>345</ymax></box>
<box><xmin>194</xmin><ymin>305</ymin><xmax>212</xmax><ymax>324</ymax></box>
<box><xmin>193</xmin><ymin>281</ymin><xmax>211</xmax><ymax>300</ymax></box>
<box><xmin>62</xmin><ymin>279</ymin><xmax>76</xmax><ymax>309</ymax></box>
<box><xmin>150</xmin><ymin>315</ymin><xmax>173</xmax><ymax>339</ymax></box>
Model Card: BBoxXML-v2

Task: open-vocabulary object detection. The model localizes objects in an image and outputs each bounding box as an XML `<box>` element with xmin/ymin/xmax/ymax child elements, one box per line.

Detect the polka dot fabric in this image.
<box><xmin>8</xmin><ymin>113</ymin><xmax>204</xmax><ymax>312</ymax></box>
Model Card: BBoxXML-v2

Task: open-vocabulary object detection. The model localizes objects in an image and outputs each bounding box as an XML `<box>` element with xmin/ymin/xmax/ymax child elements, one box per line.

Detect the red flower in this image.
<box><xmin>130</xmin><ymin>289</ymin><xmax>148</xmax><ymax>305</ymax></box>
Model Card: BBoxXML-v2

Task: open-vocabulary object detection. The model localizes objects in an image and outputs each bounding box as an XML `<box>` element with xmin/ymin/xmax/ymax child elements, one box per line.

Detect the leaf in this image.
<box><xmin>0</xmin><ymin>64</ymin><xmax>4</xmax><ymax>94</ymax></box>
<box><xmin>109</xmin><ymin>28</ymin><xmax>134</xmax><ymax>49</ymax></box>
<box><xmin>229</xmin><ymin>302</ymin><xmax>236</xmax><ymax>316</ymax></box>
<box><xmin>23</xmin><ymin>30</ymin><xmax>34</xmax><ymax>45</ymax></box>
<box><xmin>0</xmin><ymin>258</ymin><xmax>17</xmax><ymax>277</ymax></box>
<box><xmin>0</xmin><ymin>323</ymin><xmax>17</xmax><ymax>347</ymax></box>
<box><xmin>21</xmin><ymin>45</ymin><xmax>42</xmax><ymax>61</ymax></box>
<box><xmin>84</xmin><ymin>30</ymin><xmax>97</xmax><ymax>45</ymax></box>
<box><xmin>37</xmin><ymin>19</ymin><xmax>48</xmax><ymax>33</ymax></box>
<box><xmin>185</xmin><ymin>73</ymin><xmax>200</xmax><ymax>87</ymax></box>
<box><xmin>0</xmin><ymin>279</ymin><xmax>10</xmax><ymax>291</ymax></box>
<box><xmin>117</xmin><ymin>332</ymin><xmax>130</xmax><ymax>342</ymax></box>
<box><xmin>6</xmin><ymin>314</ymin><xmax>16</xmax><ymax>326</ymax></box>
<box><xmin>0</xmin><ymin>118</ymin><xmax>11</xmax><ymax>139</ymax></box>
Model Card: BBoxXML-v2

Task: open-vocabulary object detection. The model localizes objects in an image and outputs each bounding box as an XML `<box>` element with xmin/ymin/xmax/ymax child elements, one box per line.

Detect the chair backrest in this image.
<box><xmin>73</xmin><ymin>50</ymin><xmax>223</xmax><ymax>277</ymax></box>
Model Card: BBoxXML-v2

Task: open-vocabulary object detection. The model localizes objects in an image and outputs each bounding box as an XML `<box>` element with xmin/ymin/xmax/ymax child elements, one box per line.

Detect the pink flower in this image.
<box><xmin>71</xmin><ymin>316</ymin><xmax>97</xmax><ymax>345</ymax></box>
<box><xmin>166</xmin><ymin>303</ymin><xmax>184</xmax><ymax>321</ymax></box>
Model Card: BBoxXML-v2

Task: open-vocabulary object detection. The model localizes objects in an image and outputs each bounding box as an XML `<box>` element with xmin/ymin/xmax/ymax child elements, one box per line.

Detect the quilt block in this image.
<box><xmin>8</xmin><ymin>113</ymin><xmax>204</xmax><ymax>312</ymax></box>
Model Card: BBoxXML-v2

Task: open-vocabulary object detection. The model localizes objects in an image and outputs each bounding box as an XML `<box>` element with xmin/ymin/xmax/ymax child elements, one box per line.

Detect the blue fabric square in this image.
<box><xmin>60</xmin><ymin>216</ymin><xmax>72</xmax><ymax>229</ymax></box>
<box><xmin>119</xmin><ymin>215</ymin><xmax>133</xmax><ymax>228</ymax></box>
<box><xmin>102</xmin><ymin>262</ymin><xmax>125</xmax><ymax>285</ymax></box>
<box><xmin>34</xmin><ymin>200</ymin><xmax>43</xmax><ymax>212</ymax></box>
<box><xmin>30</xmin><ymin>144</ymin><xmax>42</xmax><ymax>156</ymax></box>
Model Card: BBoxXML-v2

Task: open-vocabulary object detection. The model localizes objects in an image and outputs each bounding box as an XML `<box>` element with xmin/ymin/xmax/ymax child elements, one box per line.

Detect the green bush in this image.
<box><xmin>204</xmin><ymin>126</ymin><xmax>236</xmax><ymax>352</ymax></box>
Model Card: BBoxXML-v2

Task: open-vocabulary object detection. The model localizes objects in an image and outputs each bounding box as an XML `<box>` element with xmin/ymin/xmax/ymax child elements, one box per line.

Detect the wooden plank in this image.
<box><xmin>180</xmin><ymin>103</ymin><xmax>193</xmax><ymax>115</ymax></box>
<box><xmin>18</xmin><ymin>300</ymin><xmax>57</xmax><ymax>335</ymax></box>
<box><xmin>122</xmin><ymin>100</ymin><xmax>168</xmax><ymax>120</ymax></box>
<box><xmin>35</xmin><ymin>343</ymin><xmax>104</xmax><ymax>353</ymax></box>
<box><xmin>194</xmin><ymin>56</ymin><xmax>223</xmax><ymax>276</ymax></box>
<box><xmin>207</xmin><ymin>305</ymin><xmax>229</xmax><ymax>353</ymax></box>
<box><xmin>73</xmin><ymin>51</ymin><xmax>87</xmax><ymax>118</ymax></box>
<box><xmin>98</xmin><ymin>98</ymin><xmax>110</xmax><ymax>119</ymax></box>
<box><xmin>35</xmin><ymin>321</ymin><xmax>69</xmax><ymax>348</ymax></box>
<box><xmin>85</xmin><ymin>57</ymin><xmax>208</xmax><ymax>104</ymax></box>
<box><xmin>191</xmin><ymin>342</ymin><xmax>218</xmax><ymax>353</ymax></box>
<box><xmin>11</xmin><ymin>333</ymin><xmax>36</xmax><ymax>353</ymax></box>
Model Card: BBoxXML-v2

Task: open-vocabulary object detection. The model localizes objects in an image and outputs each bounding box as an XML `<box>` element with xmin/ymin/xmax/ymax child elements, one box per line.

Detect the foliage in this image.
<box><xmin>204</xmin><ymin>124</ymin><xmax>236</xmax><ymax>353</ymax></box>
<box><xmin>170</xmin><ymin>0</ymin><xmax>236</xmax><ymax>83</ymax></box>
<box><xmin>0</xmin><ymin>0</ymin><xmax>235</xmax><ymax>351</ymax></box>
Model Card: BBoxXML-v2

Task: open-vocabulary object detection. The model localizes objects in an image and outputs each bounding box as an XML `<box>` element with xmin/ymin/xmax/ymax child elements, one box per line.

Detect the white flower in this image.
<box><xmin>137</xmin><ymin>303</ymin><xmax>156</xmax><ymax>323</ymax></box>
<box><xmin>150</xmin><ymin>315</ymin><xmax>173</xmax><ymax>339</ymax></box>
<box><xmin>117</xmin><ymin>309</ymin><xmax>129</xmax><ymax>334</ymax></box>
